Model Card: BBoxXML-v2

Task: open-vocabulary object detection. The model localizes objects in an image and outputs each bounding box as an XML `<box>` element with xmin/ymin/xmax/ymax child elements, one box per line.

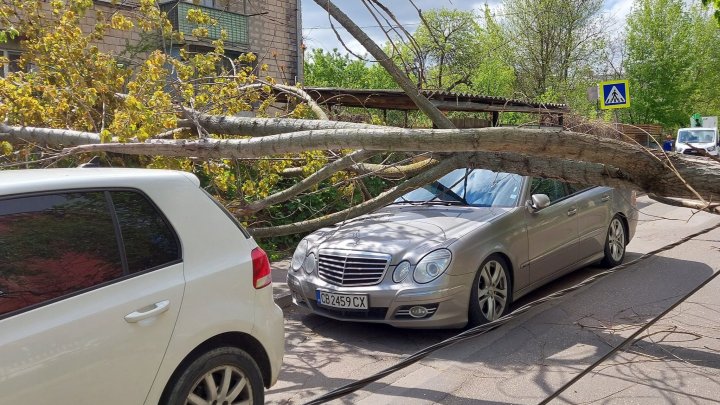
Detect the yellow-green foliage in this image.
<box><xmin>0</xmin><ymin>0</ymin><xmax>339</xmax><ymax>245</ymax></box>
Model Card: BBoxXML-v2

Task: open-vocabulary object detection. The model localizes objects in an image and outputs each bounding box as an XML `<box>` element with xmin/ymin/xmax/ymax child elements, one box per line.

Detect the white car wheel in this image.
<box><xmin>164</xmin><ymin>347</ymin><xmax>263</xmax><ymax>405</ymax></box>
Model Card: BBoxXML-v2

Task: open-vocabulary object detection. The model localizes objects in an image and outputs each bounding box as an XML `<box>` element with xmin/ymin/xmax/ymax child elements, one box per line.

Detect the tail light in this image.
<box><xmin>251</xmin><ymin>247</ymin><xmax>272</xmax><ymax>289</ymax></box>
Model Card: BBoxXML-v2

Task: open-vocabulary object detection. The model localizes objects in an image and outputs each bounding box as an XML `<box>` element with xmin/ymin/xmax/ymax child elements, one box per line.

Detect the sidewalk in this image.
<box><xmin>271</xmin><ymin>259</ymin><xmax>292</xmax><ymax>308</ymax></box>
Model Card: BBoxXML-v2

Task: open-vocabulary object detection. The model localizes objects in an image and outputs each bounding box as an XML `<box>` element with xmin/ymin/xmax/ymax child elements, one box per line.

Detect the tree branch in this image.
<box><xmin>234</xmin><ymin>149</ymin><xmax>377</xmax><ymax>215</ymax></box>
<box><xmin>0</xmin><ymin>124</ymin><xmax>101</xmax><ymax>145</ymax></box>
<box><xmin>249</xmin><ymin>155</ymin><xmax>461</xmax><ymax>237</ymax></box>
<box><xmin>647</xmin><ymin>193</ymin><xmax>720</xmax><ymax>214</ymax></box>
<box><xmin>52</xmin><ymin>126</ymin><xmax>720</xmax><ymax>201</ymax></box>
<box><xmin>313</xmin><ymin>0</ymin><xmax>455</xmax><ymax>129</ymax></box>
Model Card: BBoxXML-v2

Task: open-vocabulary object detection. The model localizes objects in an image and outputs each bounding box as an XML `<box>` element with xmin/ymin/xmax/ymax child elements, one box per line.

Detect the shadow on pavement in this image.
<box><xmin>270</xmin><ymin>253</ymin><xmax>717</xmax><ymax>404</ymax></box>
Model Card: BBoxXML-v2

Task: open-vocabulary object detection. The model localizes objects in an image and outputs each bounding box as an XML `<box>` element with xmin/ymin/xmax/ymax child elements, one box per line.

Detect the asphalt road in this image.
<box><xmin>267</xmin><ymin>196</ymin><xmax>720</xmax><ymax>404</ymax></box>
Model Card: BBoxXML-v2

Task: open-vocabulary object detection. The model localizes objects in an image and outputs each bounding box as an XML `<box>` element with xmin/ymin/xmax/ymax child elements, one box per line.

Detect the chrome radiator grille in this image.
<box><xmin>317</xmin><ymin>250</ymin><xmax>390</xmax><ymax>286</ymax></box>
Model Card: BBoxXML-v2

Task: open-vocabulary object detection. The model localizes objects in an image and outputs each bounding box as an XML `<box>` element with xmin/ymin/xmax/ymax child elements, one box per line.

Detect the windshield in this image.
<box><xmin>677</xmin><ymin>129</ymin><xmax>716</xmax><ymax>144</ymax></box>
<box><xmin>395</xmin><ymin>169</ymin><xmax>524</xmax><ymax>207</ymax></box>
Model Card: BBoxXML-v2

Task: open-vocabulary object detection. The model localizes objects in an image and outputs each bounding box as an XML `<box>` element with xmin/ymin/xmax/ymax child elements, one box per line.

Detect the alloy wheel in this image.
<box><xmin>477</xmin><ymin>259</ymin><xmax>509</xmax><ymax>321</ymax></box>
<box><xmin>608</xmin><ymin>217</ymin><xmax>626</xmax><ymax>263</ymax></box>
<box><xmin>186</xmin><ymin>365</ymin><xmax>252</xmax><ymax>405</ymax></box>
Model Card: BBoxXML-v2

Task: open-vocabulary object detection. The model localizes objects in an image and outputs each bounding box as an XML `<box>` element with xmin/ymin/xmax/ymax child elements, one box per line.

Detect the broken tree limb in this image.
<box><xmin>233</xmin><ymin>149</ymin><xmax>377</xmax><ymax>215</ymax></box>
<box><xmin>647</xmin><ymin>193</ymin><xmax>720</xmax><ymax>214</ymax></box>
<box><xmin>0</xmin><ymin>124</ymin><xmax>101</xmax><ymax>145</ymax></box>
<box><xmin>52</xmin><ymin>126</ymin><xmax>720</xmax><ymax>200</ymax></box>
<box><xmin>249</xmin><ymin>155</ymin><xmax>461</xmax><ymax>237</ymax></box>
<box><xmin>176</xmin><ymin>113</ymin><xmax>385</xmax><ymax>137</ymax></box>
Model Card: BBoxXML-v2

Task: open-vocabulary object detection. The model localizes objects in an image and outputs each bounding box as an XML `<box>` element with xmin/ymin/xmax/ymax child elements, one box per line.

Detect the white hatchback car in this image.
<box><xmin>0</xmin><ymin>168</ymin><xmax>284</xmax><ymax>404</ymax></box>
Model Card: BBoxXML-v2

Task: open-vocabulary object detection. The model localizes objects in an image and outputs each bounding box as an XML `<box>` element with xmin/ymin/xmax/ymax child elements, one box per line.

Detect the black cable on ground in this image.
<box><xmin>538</xmin><ymin>230</ymin><xmax>720</xmax><ymax>404</ymax></box>
<box><xmin>302</xmin><ymin>221</ymin><xmax>720</xmax><ymax>405</ymax></box>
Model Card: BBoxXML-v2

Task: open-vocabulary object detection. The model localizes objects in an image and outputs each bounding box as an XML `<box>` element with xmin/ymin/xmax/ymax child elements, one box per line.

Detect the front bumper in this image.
<box><xmin>287</xmin><ymin>270</ymin><xmax>474</xmax><ymax>329</ymax></box>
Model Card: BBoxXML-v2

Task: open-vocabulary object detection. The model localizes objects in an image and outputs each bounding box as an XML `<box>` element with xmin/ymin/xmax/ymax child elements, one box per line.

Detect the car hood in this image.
<box><xmin>310</xmin><ymin>205</ymin><xmax>511</xmax><ymax>258</ymax></box>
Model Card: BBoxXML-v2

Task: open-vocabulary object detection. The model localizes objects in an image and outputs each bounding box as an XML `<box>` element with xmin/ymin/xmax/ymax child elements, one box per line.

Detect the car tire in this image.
<box><xmin>163</xmin><ymin>347</ymin><xmax>264</xmax><ymax>405</ymax></box>
<box><xmin>601</xmin><ymin>215</ymin><xmax>627</xmax><ymax>268</ymax></box>
<box><xmin>468</xmin><ymin>254</ymin><xmax>512</xmax><ymax>327</ymax></box>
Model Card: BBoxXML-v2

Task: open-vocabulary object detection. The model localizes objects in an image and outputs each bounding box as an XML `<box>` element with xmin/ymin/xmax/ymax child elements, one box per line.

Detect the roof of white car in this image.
<box><xmin>0</xmin><ymin>168</ymin><xmax>200</xmax><ymax>196</ymax></box>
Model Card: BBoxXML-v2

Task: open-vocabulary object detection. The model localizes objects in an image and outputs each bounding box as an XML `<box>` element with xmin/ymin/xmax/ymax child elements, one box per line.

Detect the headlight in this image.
<box><xmin>392</xmin><ymin>261</ymin><xmax>411</xmax><ymax>283</ymax></box>
<box><xmin>708</xmin><ymin>145</ymin><xmax>716</xmax><ymax>152</ymax></box>
<box><xmin>303</xmin><ymin>252</ymin><xmax>317</xmax><ymax>275</ymax></box>
<box><xmin>291</xmin><ymin>240</ymin><xmax>308</xmax><ymax>271</ymax></box>
<box><xmin>413</xmin><ymin>249</ymin><xmax>452</xmax><ymax>284</ymax></box>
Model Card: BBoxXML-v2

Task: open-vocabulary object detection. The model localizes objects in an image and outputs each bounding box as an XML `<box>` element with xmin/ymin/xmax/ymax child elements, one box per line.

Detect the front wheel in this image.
<box><xmin>468</xmin><ymin>254</ymin><xmax>512</xmax><ymax>327</ymax></box>
<box><xmin>601</xmin><ymin>215</ymin><xmax>627</xmax><ymax>267</ymax></box>
<box><xmin>163</xmin><ymin>347</ymin><xmax>264</xmax><ymax>405</ymax></box>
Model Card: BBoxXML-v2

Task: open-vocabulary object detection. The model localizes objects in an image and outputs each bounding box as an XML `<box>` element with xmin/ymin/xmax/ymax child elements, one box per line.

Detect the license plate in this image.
<box><xmin>316</xmin><ymin>290</ymin><xmax>368</xmax><ymax>310</ymax></box>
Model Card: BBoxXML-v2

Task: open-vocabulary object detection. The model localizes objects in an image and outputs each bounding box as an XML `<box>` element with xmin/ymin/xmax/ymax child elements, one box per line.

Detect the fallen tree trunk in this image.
<box><xmin>50</xmin><ymin>126</ymin><xmax>719</xmax><ymax>201</ymax></box>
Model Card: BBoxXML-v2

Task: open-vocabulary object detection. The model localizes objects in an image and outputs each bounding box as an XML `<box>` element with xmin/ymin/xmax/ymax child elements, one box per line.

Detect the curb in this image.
<box><xmin>271</xmin><ymin>259</ymin><xmax>293</xmax><ymax>309</ymax></box>
<box><xmin>274</xmin><ymin>290</ymin><xmax>293</xmax><ymax>309</ymax></box>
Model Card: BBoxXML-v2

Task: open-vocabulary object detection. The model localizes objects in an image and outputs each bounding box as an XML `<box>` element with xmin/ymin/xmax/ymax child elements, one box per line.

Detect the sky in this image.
<box><xmin>301</xmin><ymin>0</ymin><xmax>636</xmax><ymax>56</ymax></box>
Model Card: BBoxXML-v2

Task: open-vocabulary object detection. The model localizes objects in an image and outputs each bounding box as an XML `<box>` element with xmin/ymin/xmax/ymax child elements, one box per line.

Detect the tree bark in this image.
<box><xmin>249</xmin><ymin>155</ymin><xmax>460</xmax><ymax>237</ymax></box>
<box><xmin>0</xmin><ymin>124</ymin><xmax>101</xmax><ymax>145</ymax></box>
<box><xmin>53</xmin><ymin>126</ymin><xmax>720</xmax><ymax>200</ymax></box>
<box><xmin>178</xmin><ymin>113</ymin><xmax>384</xmax><ymax>137</ymax></box>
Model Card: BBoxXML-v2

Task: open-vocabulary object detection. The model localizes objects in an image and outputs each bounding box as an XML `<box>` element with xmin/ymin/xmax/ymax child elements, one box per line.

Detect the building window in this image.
<box><xmin>0</xmin><ymin>50</ymin><xmax>22</xmax><ymax>77</ymax></box>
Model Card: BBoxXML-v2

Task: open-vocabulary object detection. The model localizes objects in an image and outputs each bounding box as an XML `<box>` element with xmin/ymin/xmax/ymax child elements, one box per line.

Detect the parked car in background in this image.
<box><xmin>0</xmin><ymin>168</ymin><xmax>284</xmax><ymax>404</ymax></box>
<box><xmin>675</xmin><ymin>127</ymin><xmax>718</xmax><ymax>156</ymax></box>
<box><xmin>288</xmin><ymin>168</ymin><xmax>638</xmax><ymax>329</ymax></box>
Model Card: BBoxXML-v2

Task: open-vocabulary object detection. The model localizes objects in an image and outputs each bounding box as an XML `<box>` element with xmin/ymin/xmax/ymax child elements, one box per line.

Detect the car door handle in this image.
<box><xmin>601</xmin><ymin>195</ymin><xmax>611</xmax><ymax>202</ymax></box>
<box><xmin>124</xmin><ymin>300</ymin><xmax>170</xmax><ymax>323</ymax></box>
<box><xmin>567</xmin><ymin>208</ymin><xmax>577</xmax><ymax>216</ymax></box>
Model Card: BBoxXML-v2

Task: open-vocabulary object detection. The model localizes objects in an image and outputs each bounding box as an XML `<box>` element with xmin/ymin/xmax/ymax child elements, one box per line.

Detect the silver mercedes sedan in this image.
<box><xmin>287</xmin><ymin>168</ymin><xmax>638</xmax><ymax>328</ymax></box>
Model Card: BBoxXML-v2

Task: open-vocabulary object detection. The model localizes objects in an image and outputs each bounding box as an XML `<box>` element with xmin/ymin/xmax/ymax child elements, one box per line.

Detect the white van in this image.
<box><xmin>675</xmin><ymin>127</ymin><xmax>718</xmax><ymax>156</ymax></box>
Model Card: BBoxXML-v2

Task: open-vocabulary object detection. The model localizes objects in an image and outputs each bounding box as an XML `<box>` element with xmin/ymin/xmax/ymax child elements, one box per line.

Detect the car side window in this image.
<box><xmin>0</xmin><ymin>192</ymin><xmax>123</xmax><ymax>317</ymax></box>
<box><xmin>566</xmin><ymin>183</ymin><xmax>592</xmax><ymax>195</ymax></box>
<box><xmin>110</xmin><ymin>191</ymin><xmax>181</xmax><ymax>274</ymax></box>
<box><xmin>529</xmin><ymin>178</ymin><xmax>570</xmax><ymax>204</ymax></box>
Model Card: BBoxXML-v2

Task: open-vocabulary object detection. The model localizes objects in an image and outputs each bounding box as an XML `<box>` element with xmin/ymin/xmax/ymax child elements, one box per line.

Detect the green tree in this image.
<box><xmin>303</xmin><ymin>48</ymin><xmax>395</xmax><ymax>89</ymax></box>
<box><xmin>468</xmin><ymin>6</ymin><xmax>516</xmax><ymax>97</ymax></box>
<box><xmin>624</xmin><ymin>0</ymin><xmax>696</xmax><ymax>126</ymax></box>
<box><xmin>410</xmin><ymin>8</ymin><xmax>483</xmax><ymax>90</ymax></box>
<box><xmin>503</xmin><ymin>0</ymin><xmax>607</xmax><ymax>102</ymax></box>
<box><xmin>688</xmin><ymin>4</ymin><xmax>720</xmax><ymax>117</ymax></box>
<box><xmin>701</xmin><ymin>0</ymin><xmax>720</xmax><ymax>23</ymax></box>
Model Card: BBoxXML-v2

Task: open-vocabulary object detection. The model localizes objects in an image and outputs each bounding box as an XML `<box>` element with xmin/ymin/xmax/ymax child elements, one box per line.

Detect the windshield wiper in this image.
<box><xmin>390</xmin><ymin>199</ymin><xmax>465</xmax><ymax>206</ymax></box>
<box><xmin>422</xmin><ymin>200</ymin><xmax>466</xmax><ymax>206</ymax></box>
<box><xmin>427</xmin><ymin>180</ymin><xmax>467</xmax><ymax>204</ymax></box>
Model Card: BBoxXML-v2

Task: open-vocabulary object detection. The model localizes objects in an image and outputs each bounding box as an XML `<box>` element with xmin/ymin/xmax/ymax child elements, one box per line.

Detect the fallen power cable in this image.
<box><xmin>302</xmin><ymin>221</ymin><xmax>720</xmax><ymax>405</ymax></box>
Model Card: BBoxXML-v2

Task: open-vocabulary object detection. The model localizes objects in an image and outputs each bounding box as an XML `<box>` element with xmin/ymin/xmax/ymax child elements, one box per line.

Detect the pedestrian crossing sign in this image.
<box><xmin>599</xmin><ymin>80</ymin><xmax>630</xmax><ymax>110</ymax></box>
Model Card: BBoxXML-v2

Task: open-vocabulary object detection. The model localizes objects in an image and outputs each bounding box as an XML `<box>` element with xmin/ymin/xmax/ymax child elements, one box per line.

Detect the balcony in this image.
<box><xmin>160</xmin><ymin>1</ymin><xmax>249</xmax><ymax>48</ymax></box>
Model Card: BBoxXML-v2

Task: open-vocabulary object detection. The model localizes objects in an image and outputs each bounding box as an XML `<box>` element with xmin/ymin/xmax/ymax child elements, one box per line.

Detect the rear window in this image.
<box><xmin>110</xmin><ymin>191</ymin><xmax>181</xmax><ymax>274</ymax></box>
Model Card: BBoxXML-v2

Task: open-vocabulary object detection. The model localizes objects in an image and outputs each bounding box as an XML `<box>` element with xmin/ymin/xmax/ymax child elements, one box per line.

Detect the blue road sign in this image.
<box><xmin>599</xmin><ymin>80</ymin><xmax>630</xmax><ymax>110</ymax></box>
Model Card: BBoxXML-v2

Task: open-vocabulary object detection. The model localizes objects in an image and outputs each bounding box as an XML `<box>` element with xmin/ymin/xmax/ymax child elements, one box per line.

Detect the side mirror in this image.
<box><xmin>527</xmin><ymin>194</ymin><xmax>551</xmax><ymax>211</ymax></box>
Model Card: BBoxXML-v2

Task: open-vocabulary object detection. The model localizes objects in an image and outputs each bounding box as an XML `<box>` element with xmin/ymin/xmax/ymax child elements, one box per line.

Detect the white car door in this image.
<box><xmin>0</xmin><ymin>190</ymin><xmax>184</xmax><ymax>404</ymax></box>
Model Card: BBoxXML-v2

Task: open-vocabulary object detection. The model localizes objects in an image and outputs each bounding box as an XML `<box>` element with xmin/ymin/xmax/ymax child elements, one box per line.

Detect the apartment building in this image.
<box><xmin>1</xmin><ymin>0</ymin><xmax>303</xmax><ymax>83</ymax></box>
